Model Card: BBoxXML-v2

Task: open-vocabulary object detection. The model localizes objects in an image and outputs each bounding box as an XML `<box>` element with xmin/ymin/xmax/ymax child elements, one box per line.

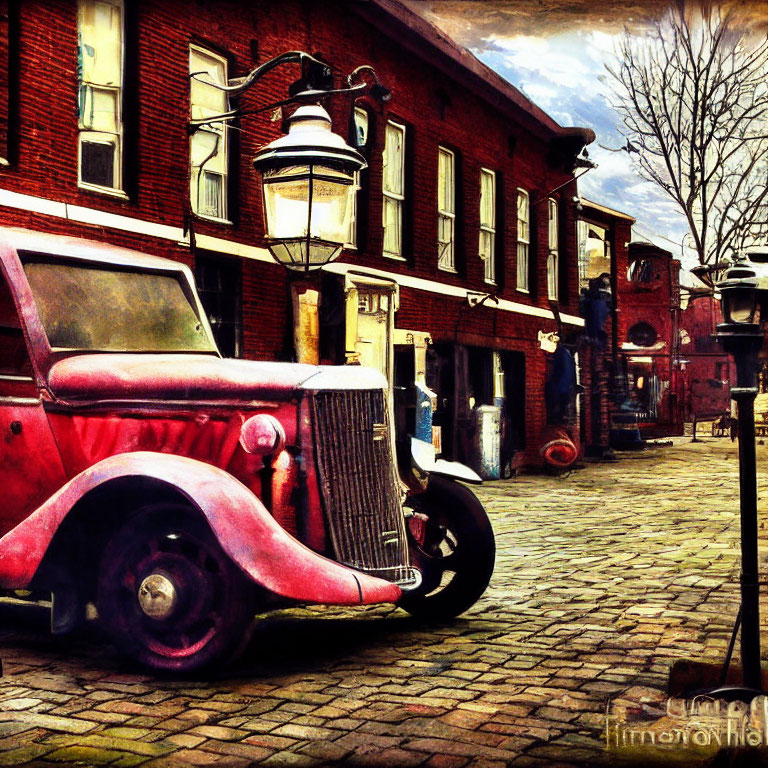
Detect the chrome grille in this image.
<box><xmin>310</xmin><ymin>389</ymin><xmax>413</xmax><ymax>585</ymax></box>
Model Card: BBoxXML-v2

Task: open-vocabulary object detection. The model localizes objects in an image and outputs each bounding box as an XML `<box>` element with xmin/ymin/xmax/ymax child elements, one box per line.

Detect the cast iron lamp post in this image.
<box><xmin>189</xmin><ymin>51</ymin><xmax>386</xmax><ymax>273</ymax></box>
<box><xmin>716</xmin><ymin>258</ymin><xmax>766</xmax><ymax>695</ymax></box>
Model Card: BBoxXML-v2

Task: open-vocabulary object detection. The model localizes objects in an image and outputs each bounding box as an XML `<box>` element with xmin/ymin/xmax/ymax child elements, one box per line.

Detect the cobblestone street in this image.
<box><xmin>1</xmin><ymin>436</ymin><xmax>766</xmax><ymax>767</ymax></box>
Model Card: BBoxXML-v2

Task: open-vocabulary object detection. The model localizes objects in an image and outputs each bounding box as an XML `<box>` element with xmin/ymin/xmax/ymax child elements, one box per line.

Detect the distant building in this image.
<box><xmin>576</xmin><ymin>200</ymin><xmax>730</xmax><ymax>448</ymax></box>
<box><xmin>678</xmin><ymin>292</ymin><xmax>732</xmax><ymax>429</ymax></box>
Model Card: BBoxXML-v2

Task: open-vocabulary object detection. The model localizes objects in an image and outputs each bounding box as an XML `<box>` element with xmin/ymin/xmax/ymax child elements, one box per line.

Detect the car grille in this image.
<box><xmin>310</xmin><ymin>389</ymin><xmax>415</xmax><ymax>586</ymax></box>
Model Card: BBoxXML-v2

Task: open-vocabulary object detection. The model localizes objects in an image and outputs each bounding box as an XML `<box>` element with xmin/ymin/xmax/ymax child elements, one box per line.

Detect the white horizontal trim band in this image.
<box><xmin>324</xmin><ymin>262</ymin><xmax>584</xmax><ymax>326</ymax></box>
<box><xmin>0</xmin><ymin>189</ymin><xmax>584</xmax><ymax>327</ymax></box>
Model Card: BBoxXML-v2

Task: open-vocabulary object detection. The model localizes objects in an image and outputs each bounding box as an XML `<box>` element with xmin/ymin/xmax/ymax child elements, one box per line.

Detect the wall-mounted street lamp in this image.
<box><xmin>189</xmin><ymin>51</ymin><xmax>388</xmax><ymax>273</ymax></box>
<box><xmin>714</xmin><ymin>257</ymin><xmax>766</xmax><ymax>697</ymax></box>
<box><xmin>253</xmin><ymin>105</ymin><xmax>366</xmax><ymax>271</ymax></box>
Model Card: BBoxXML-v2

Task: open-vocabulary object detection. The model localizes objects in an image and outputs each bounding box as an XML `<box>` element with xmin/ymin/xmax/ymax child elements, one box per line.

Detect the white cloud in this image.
<box><xmin>473</xmin><ymin>28</ymin><xmax>690</xmax><ymax>245</ymax></box>
<box><xmin>492</xmin><ymin>34</ymin><xmax>596</xmax><ymax>89</ymax></box>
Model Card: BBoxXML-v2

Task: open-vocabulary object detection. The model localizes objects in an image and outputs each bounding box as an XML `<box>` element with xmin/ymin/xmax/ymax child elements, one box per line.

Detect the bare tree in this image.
<box><xmin>607</xmin><ymin>1</ymin><xmax>768</xmax><ymax>285</ymax></box>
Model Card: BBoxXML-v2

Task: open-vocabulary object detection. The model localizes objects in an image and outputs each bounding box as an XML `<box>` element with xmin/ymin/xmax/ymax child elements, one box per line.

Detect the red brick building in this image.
<box><xmin>577</xmin><ymin>199</ymin><xmax>733</xmax><ymax>446</ymax></box>
<box><xmin>678</xmin><ymin>293</ymin><xmax>732</xmax><ymax>428</ymax></box>
<box><xmin>0</xmin><ymin>0</ymin><xmax>595</xmax><ymax>473</ymax></box>
<box><xmin>618</xmin><ymin>241</ymin><xmax>684</xmax><ymax>437</ymax></box>
<box><xmin>576</xmin><ymin>199</ymin><xmax>635</xmax><ymax>452</ymax></box>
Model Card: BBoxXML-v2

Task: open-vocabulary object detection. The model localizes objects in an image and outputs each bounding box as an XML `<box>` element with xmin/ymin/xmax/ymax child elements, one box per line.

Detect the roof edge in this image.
<box><xmin>580</xmin><ymin>198</ymin><xmax>636</xmax><ymax>223</ymax></box>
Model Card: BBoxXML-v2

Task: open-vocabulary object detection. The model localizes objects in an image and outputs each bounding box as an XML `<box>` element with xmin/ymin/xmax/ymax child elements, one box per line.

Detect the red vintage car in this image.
<box><xmin>0</xmin><ymin>228</ymin><xmax>495</xmax><ymax>672</ymax></box>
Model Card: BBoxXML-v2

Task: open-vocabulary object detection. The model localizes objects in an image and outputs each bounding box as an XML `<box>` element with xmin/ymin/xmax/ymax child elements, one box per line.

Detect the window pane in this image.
<box><xmin>480</xmin><ymin>170</ymin><xmax>495</xmax><ymax>227</ymax></box>
<box><xmin>80</xmin><ymin>0</ymin><xmax>122</xmax><ymax>86</ymax></box>
<box><xmin>383</xmin><ymin>197</ymin><xmax>402</xmax><ymax>255</ymax></box>
<box><xmin>548</xmin><ymin>252</ymin><xmax>558</xmax><ymax>300</ymax></box>
<box><xmin>80</xmin><ymin>139</ymin><xmax>115</xmax><ymax>187</ymax></box>
<box><xmin>200</xmin><ymin>171</ymin><xmax>223</xmax><ymax>218</ymax></box>
<box><xmin>190</xmin><ymin>49</ymin><xmax>227</xmax><ymax>120</ymax></box>
<box><xmin>80</xmin><ymin>86</ymin><xmax>118</xmax><ymax>133</ymax></box>
<box><xmin>438</xmin><ymin>214</ymin><xmax>454</xmax><ymax>269</ymax></box>
<box><xmin>353</xmin><ymin>107</ymin><xmax>369</xmax><ymax>148</ymax></box>
<box><xmin>383</xmin><ymin>123</ymin><xmax>404</xmax><ymax>195</ymax></box>
<box><xmin>517</xmin><ymin>190</ymin><xmax>529</xmax><ymax>241</ymax></box>
<box><xmin>438</xmin><ymin>148</ymin><xmax>454</xmax><ymax>213</ymax></box>
<box><xmin>517</xmin><ymin>242</ymin><xmax>529</xmax><ymax>290</ymax></box>
<box><xmin>548</xmin><ymin>199</ymin><xmax>558</xmax><ymax>249</ymax></box>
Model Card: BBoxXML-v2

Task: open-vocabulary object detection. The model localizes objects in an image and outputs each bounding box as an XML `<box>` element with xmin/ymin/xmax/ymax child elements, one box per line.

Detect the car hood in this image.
<box><xmin>47</xmin><ymin>353</ymin><xmax>388</xmax><ymax>402</ymax></box>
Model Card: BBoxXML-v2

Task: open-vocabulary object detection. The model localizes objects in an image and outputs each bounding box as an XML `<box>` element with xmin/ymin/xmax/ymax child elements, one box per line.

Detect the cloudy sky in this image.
<box><xmin>402</xmin><ymin>1</ymin><xmax>768</xmax><ymax>266</ymax></box>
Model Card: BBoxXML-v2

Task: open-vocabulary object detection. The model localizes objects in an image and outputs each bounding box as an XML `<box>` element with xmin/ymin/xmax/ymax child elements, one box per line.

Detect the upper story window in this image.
<box><xmin>547</xmin><ymin>197</ymin><xmax>559</xmax><ymax>300</ymax></box>
<box><xmin>577</xmin><ymin>221</ymin><xmax>611</xmax><ymax>290</ymax></box>
<box><xmin>516</xmin><ymin>189</ymin><xmax>530</xmax><ymax>292</ymax></box>
<box><xmin>77</xmin><ymin>0</ymin><xmax>124</xmax><ymax>194</ymax></box>
<box><xmin>353</xmin><ymin>107</ymin><xmax>369</xmax><ymax>149</ymax></box>
<box><xmin>480</xmin><ymin>168</ymin><xmax>496</xmax><ymax>284</ymax></box>
<box><xmin>382</xmin><ymin>120</ymin><xmax>405</xmax><ymax>259</ymax></box>
<box><xmin>189</xmin><ymin>45</ymin><xmax>229</xmax><ymax>222</ymax></box>
<box><xmin>627</xmin><ymin>258</ymin><xmax>660</xmax><ymax>284</ymax></box>
<box><xmin>345</xmin><ymin>107</ymin><xmax>370</xmax><ymax>249</ymax></box>
<box><xmin>437</xmin><ymin>147</ymin><xmax>456</xmax><ymax>272</ymax></box>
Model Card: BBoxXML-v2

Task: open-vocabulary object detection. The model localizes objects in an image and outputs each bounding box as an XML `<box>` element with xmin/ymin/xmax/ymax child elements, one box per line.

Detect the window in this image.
<box><xmin>516</xmin><ymin>189</ymin><xmax>529</xmax><ymax>292</ymax></box>
<box><xmin>77</xmin><ymin>0</ymin><xmax>124</xmax><ymax>192</ymax></box>
<box><xmin>627</xmin><ymin>258</ymin><xmax>658</xmax><ymax>284</ymax></box>
<box><xmin>547</xmin><ymin>198</ymin><xmax>559</xmax><ymax>300</ymax></box>
<box><xmin>189</xmin><ymin>45</ymin><xmax>229</xmax><ymax>221</ymax></box>
<box><xmin>346</xmin><ymin>107</ymin><xmax>369</xmax><ymax>248</ymax></box>
<box><xmin>627</xmin><ymin>322</ymin><xmax>658</xmax><ymax>348</ymax></box>
<box><xmin>195</xmin><ymin>253</ymin><xmax>242</xmax><ymax>358</ymax></box>
<box><xmin>577</xmin><ymin>221</ymin><xmax>611</xmax><ymax>289</ymax></box>
<box><xmin>437</xmin><ymin>147</ymin><xmax>455</xmax><ymax>271</ymax></box>
<box><xmin>382</xmin><ymin>120</ymin><xmax>405</xmax><ymax>258</ymax></box>
<box><xmin>353</xmin><ymin>107</ymin><xmax>369</xmax><ymax>149</ymax></box>
<box><xmin>480</xmin><ymin>169</ymin><xmax>496</xmax><ymax>284</ymax></box>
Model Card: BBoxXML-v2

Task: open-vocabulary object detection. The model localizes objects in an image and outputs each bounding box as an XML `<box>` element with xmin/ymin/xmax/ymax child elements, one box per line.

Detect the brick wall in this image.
<box><xmin>0</xmin><ymin>0</ymin><xmax>591</xmax><ymax>468</ymax></box>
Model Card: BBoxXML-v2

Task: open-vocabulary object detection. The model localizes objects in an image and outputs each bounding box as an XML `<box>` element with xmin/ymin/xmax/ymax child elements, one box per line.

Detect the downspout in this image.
<box><xmin>610</xmin><ymin>223</ymin><xmax>620</xmax><ymax>425</ymax></box>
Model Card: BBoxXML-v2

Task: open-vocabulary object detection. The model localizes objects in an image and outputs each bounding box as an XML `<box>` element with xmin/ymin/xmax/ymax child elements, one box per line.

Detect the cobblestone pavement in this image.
<box><xmin>2</xmin><ymin>436</ymin><xmax>767</xmax><ymax>767</ymax></box>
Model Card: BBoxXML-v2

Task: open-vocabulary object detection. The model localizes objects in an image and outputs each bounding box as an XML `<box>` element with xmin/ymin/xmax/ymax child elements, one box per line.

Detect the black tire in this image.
<box><xmin>398</xmin><ymin>475</ymin><xmax>495</xmax><ymax>621</ymax></box>
<box><xmin>96</xmin><ymin>504</ymin><xmax>256</xmax><ymax>673</ymax></box>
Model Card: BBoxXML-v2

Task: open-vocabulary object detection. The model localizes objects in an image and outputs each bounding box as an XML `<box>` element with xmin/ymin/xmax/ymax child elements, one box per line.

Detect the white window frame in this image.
<box><xmin>480</xmin><ymin>168</ymin><xmax>496</xmax><ymax>284</ymax></box>
<box><xmin>517</xmin><ymin>188</ymin><xmax>530</xmax><ymax>293</ymax></box>
<box><xmin>437</xmin><ymin>147</ymin><xmax>456</xmax><ymax>272</ymax></box>
<box><xmin>77</xmin><ymin>0</ymin><xmax>125</xmax><ymax>196</ymax></box>
<box><xmin>382</xmin><ymin>120</ymin><xmax>405</xmax><ymax>259</ymax></box>
<box><xmin>189</xmin><ymin>44</ymin><xmax>230</xmax><ymax>223</ymax></box>
<box><xmin>547</xmin><ymin>197</ymin><xmax>559</xmax><ymax>301</ymax></box>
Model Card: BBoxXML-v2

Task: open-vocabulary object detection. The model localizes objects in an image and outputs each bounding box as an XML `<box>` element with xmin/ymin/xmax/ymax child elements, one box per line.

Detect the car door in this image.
<box><xmin>0</xmin><ymin>271</ymin><xmax>67</xmax><ymax>536</ymax></box>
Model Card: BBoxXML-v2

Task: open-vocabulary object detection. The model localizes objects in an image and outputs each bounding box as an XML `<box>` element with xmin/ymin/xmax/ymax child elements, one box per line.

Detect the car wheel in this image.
<box><xmin>96</xmin><ymin>504</ymin><xmax>255</xmax><ymax>673</ymax></box>
<box><xmin>398</xmin><ymin>475</ymin><xmax>495</xmax><ymax>621</ymax></box>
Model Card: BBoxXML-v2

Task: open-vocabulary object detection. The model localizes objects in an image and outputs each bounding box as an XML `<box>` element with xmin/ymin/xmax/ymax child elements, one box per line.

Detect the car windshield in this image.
<box><xmin>23</xmin><ymin>257</ymin><xmax>217</xmax><ymax>353</ymax></box>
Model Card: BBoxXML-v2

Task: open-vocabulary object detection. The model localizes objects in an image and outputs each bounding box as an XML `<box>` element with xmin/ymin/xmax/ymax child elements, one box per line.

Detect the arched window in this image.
<box><xmin>628</xmin><ymin>322</ymin><xmax>658</xmax><ymax>347</ymax></box>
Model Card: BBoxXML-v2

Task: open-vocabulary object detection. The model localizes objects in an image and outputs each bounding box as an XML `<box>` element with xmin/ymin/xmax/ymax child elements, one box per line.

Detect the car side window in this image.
<box><xmin>0</xmin><ymin>275</ymin><xmax>32</xmax><ymax>377</ymax></box>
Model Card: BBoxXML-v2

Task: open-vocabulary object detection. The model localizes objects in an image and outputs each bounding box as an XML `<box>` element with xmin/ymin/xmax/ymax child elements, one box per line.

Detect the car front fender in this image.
<box><xmin>0</xmin><ymin>451</ymin><xmax>402</xmax><ymax>606</ymax></box>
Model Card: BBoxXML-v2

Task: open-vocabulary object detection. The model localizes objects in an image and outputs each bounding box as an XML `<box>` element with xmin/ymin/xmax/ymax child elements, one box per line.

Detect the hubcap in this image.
<box><xmin>137</xmin><ymin>573</ymin><xmax>178</xmax><ymax>619</ymax></box>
